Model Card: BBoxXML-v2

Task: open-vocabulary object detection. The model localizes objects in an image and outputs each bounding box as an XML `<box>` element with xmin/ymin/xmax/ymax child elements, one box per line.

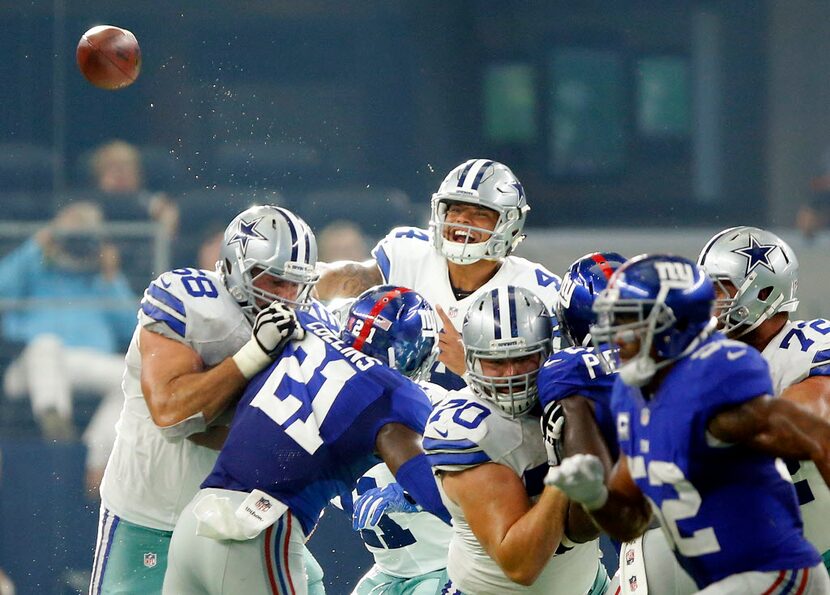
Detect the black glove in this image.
<box><xmin>541</xmin><ymin>403</ymin><xmax>565</xmax><ymax>467</ymax></box>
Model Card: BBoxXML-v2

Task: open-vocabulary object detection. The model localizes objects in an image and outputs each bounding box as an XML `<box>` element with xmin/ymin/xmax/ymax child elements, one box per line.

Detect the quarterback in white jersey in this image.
<box><xmin>315</xmin><ymin>159</ymin><xmax>560</xmax><ymax>390</ymax></box>
<box><xmin>89</xmin><ymin>205</ymin><xmax>328</xmax><ymax>595</ymax></box>
<box><xmin>424</xmin><ymin>287</ymin><xmax>606</xmax><ymax>595</ymax></box>
<box><xmin>609</xmin><ymin>226</ymin><xmax>830</xmax><ymax>595</ymax></box>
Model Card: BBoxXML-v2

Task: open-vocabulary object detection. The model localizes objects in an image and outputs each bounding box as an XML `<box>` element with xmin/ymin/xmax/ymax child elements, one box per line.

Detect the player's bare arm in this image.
<box><xmin>780</xmin><ymin>375</ymin><xmax>830</xmax><ymax>421</ymax></box>
<box><xmin>708</xmin><ymin>394</ymin><xmax>830</xmax><ymax>484</ymax></box>
<box><xmin>441</xmin><ymin>462</ymin><xmax>568</xmax><ymax>586</ymax></box>
<box><xmin>375</xmin><ymin>422</ymin><xmax>424</xmax><ymax>474</ymax></box>
<box><xmin>314</xmin><ymin>259</ymin><xmax>383</xmax><ymax>301</ymax></box>
<box><xmin>140</xmin><ymin>327</ymin><xmax>247</xmax><ymax>429</ymax></box>
<box><xmin>558</xmin><ymin>396</ymin><xmax>614</xmax><ymax>543</ymax></box>
<box><xmin>589</xmin><ymin>454</ymin><xmax>652</xmax><ymax>543</ymax></box>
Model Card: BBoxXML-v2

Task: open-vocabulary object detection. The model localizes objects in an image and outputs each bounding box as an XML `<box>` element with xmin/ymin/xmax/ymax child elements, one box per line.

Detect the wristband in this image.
<box><xmin>232</xmin><ymin>339</ymin><xmax>273</xmax><ymax>380</ymax></box>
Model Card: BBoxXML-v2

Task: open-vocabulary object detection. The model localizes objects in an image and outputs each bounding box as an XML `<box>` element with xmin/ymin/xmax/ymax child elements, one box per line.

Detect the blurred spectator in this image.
<box><xmin>89</xmin><ymin>140</ymin><xmax>180</xmax><ymax>237</ymax></box>
<box><xmin>796</xmin><ymin>149</ymin><xmax>830</xmax><ymax>239</ymax></box>
<box><xmin>0</xmin><ymin>202</ymin><xmax>136</xmax><ymax>494</ymax></box>
<box><xmin>317</xmin><ymin>219</ymin><xmax>370</xmax><ymax>262</ymax></box>
<box><xmin>197</xmin><ymin>226</ymin><xmax>225</xmax><ymax>271</ymax></box>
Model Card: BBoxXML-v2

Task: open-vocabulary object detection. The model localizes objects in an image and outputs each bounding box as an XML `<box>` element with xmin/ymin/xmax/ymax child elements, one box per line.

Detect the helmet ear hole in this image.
<box><xmin>758</xmin><ymin>286</ymin><xmax>773</xmax><ymax>300</ymax></box>
<box><xmin>224</xmin><ymin>258</ymin><xmax>232</xmax><ymax>273</ymax></box>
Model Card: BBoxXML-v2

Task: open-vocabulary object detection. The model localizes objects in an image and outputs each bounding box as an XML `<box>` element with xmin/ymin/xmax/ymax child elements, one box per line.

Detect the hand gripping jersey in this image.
<box><xmin>763</xmin><ymin>319</ymin><xmax>830</xmax><ymax>558</ymax></box>
<box><xmin>537</xmin><ymin>346</ymin><xmax>618</xmax><ymax>459</ymax></box>
<box><xmin>372</xmin><ymin>227</ymin><xmax>560</xmax><ymax>390</ymax></box>
<box><xmin>352</xmin><ymin>382</ymin><xmax>453</xmax><ymax>577</ymax></box>
<box><xmin>201</xmin><ymin>314</ymin><xmax>434</xmax><ymax>536</ymax></box>
<box><xmin>100</xmin><ymin>268</ymin><xmax>339</xmax><ymax>531</ymax></box>
<box><xmin>612</xmin><ymin>332</ymin><xmax>819</xmax><ymax>588</ymax></box>
<box><xmin>423</xmin><ymin>391</ymin><xmax>600</xmax><ymax>595</ymax></box>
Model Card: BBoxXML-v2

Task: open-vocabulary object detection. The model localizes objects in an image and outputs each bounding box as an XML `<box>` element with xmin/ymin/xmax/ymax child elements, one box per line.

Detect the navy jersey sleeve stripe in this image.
<box><xmin>423</xmin><ymin>436</ymin><xmax>482</xmax><ymax>453</ymax></box>
<box><xmin>427</xmin><ymin>450</ymin><xmax>491</xmax><ymax>468</ymax></box>
<box><xmin>812</xmin><ymin>349</ymin><xmax>830</xmax><ymax>366</ymax></box>
<box><xmin>373</xmin><ymin>244</ymin><xmax>391</xmax><ymax>282</ymax></box>
<box><xmin>141</xmin><ymin>300</ymin><xmax>186</xmax><ymax>337</ymax></box>
<box><xmin>810</xmin><ymin>363</ymin><xmax>830</xmax><ymax>377</ymax></box>
<box><xmin>147</xmin><ymin>283</ymin><xmax>186</xmax><ymax>317</ymax></box>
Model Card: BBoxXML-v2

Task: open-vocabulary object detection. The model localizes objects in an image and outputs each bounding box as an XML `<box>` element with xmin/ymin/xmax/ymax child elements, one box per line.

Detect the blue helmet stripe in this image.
<box><xmin>275</xmin><ymin>208</ymin><xmax>299</xmax><ymax>261</ymax></box>
<box><xmin>470</xmin><ymin>160</ymin><xmax>493</xmax><ymax>190</ymax></box>
<box><xmin>508</xmin><ymin>285</ymin><xmax>519</xmax><ymax>337</ymax></box>
<box><xmin>456</xmin><ymin>159</ymin><xmax>476</xmax><ymax>188</ymax></box>
<box><xmin>491</xmin><ymin>288</ymin><xmax>502</xmax><ymax>339</ymax></box>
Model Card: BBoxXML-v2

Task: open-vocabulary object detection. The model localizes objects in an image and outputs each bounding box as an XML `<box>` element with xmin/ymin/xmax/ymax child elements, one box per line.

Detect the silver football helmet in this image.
<box><xmin>697</xmin><ymin>226</ymin><xmax>798</xmax><ymax>338</ymax></box>
<box><xmin>219</xmin><ymin>205</ymin><xmax>320</xmax><ymax>320</ymax></box>
<box><xmin>429</xmin><ymin>159</ymin><xmax>529</xmax><ymax>265</ymax></box>
<box><xmin>463</xmin><ymin>286</ymin><xmax>552</xmax><ymax>417</ymax></box>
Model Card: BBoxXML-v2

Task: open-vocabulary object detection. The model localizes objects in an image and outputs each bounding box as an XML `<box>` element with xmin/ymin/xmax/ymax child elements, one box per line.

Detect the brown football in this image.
<box><xmin>76</xmin><ymin>25</ymin><xmax>141</xmax><ymax>90</ymax></box>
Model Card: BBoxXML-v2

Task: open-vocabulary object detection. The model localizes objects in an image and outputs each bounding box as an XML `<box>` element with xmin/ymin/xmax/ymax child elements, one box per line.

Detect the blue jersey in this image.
<box><xmin>612</xmin><ymin>333</ymin><xmax>819</xmax><ymax>587</ymax></box>
<box><xmin>202</xmin><ymin>311</ymin><xmax>433</xmax><ymax>535</ymax></box>
<box><xmin>537</xmin><ymin>346</ymin><xmax>617</xmax><ymax>458</ymax></box>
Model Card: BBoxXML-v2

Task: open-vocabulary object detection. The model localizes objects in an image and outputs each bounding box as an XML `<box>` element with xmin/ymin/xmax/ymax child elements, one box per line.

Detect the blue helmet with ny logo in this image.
<box><xmin>340</xmin><ymin>285</ymin><xmax>438</xmax><ymax>380</ymax></box>
<box><xmin>591</xmin><ymin>254</ymin><xmax>716</xmax><ymax>387</ymax></box>
<box><xmin>556</xmin><ymin>252</ymin><xmax>627</xmax><ymax>347</ymax></box>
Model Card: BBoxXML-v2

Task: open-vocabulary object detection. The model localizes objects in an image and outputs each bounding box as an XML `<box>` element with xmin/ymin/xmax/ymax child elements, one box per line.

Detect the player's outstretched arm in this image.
<box><xmin>546</xmin><ymin>453</ymin><xmax>652</xmax><ymax>543</ymax></box>
<box><xmin>441</xmin><ymin>463</ymin><xmax>568</xmax><ymax>586</ymax></box>
<box><xmin>545</xmin><ymin>396</ymin><xmax>615</xmax><ymax>543</ymax></box>
<box><xmin>314</xmin><ymin>260</ymin><xmax>383</xmax><ymax>301</ymax></box>
<box><xmin>708</xmin><ymin>394</ymin><xmax>830</xmax><ymax>485</ymax></box>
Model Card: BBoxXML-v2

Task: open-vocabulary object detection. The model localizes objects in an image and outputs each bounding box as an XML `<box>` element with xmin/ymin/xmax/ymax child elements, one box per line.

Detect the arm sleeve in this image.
<box><xmin>395</xmin><ymin>452</ymin><xmax>452</xmax><ymax>524</ymax></box>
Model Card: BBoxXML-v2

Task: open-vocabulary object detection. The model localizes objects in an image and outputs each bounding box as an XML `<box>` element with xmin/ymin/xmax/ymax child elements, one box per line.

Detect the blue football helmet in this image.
<box><xmin>340</xmin><ymin>285</ymin><xmax>438</xmax><ymax>380</ymax></box>
<box><xmin>591</xmin><ymin>254</ymin><xmax>716</xmax><ymax>387</ymax></box>
<box><xmin>556</xmin><ymin>252</ymin><xmax>627</xmax><ymax>347</ymax></box>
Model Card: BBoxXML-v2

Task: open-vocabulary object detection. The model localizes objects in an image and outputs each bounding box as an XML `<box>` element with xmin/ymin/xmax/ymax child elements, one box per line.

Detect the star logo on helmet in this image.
<box><xmin>731</xmin><ymin>235</ymin><xmax>778</xmax><ymax>276</ymax></box>
<box><xmin>227</xmin><ymin>217</ymin><xmax>267</xmax><ymax>256</ymax></box>
<box><xmin>497</xmin><ymin>181</ymin><xmax>525</xmax><ymax>201</ymax></box>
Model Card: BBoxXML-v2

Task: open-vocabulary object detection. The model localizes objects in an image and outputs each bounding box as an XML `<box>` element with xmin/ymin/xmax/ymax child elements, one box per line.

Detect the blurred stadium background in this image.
<box><xmin>2</xmin><ymin>1</ymin><xmax>830</xmax><ymax>593</ymax></box>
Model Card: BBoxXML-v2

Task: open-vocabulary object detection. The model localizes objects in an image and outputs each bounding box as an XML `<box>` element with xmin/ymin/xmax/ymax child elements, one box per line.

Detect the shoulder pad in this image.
<box><xmin>424</xmin><ymin>395</ymin><xmax>522</xmax><ymax>471</ymax></box>
<box><xmin>371</xmin><ymin>227</ymin><xmax>433</xmax><ymax>283</ymax></box>
<box><xmin>538</xmin><ymin>347</ymin><xmax>609</xmax><ymax>409</ymax></box>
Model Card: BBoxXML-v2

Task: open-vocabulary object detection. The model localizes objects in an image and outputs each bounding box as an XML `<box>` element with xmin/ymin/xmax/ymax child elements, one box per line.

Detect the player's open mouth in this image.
<box><xmin>451</xmin><ymin>230</ymin><xmax>476</xmax><ymax>243</ymax></box>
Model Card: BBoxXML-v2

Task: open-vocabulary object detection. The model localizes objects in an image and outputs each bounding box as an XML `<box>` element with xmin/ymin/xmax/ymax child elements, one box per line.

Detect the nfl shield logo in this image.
<box><xmin>626</xmin><ymin>548</ymin><xmax>635</xmax><ymax>565</ymax></box>
<box><xmin>448</xmin><ymin>306</ymin><xmax>458</xmax><ymax>318</ymax></box>
<box><xmin>629</xmin><ymin>575</ymin><xmax>638</xmax><ymax>591</ymax></box>
<box><xmin>143</xmin><ymin>552</ymin><xmax>157</xmax><ymax>569</ymax></box>
<box><xmin>255</xmin><ymin>497</ymin><xmax>272</xmax><ymax>513</ymax></box>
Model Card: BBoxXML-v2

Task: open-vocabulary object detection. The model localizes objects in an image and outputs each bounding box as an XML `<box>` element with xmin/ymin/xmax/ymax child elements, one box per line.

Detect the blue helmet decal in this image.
<box><xmin>340</xmin><ymin>285</ymin><xmax>438</xmax><ymax>379</ymax></box>
<box><xmin>556</xmin><ymin>252</ymin><xmax>627</xmax><ymax>347</ymax></box>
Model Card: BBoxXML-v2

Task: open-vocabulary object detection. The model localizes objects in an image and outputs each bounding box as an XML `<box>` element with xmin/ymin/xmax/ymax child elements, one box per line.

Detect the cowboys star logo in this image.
<box><xmin>731</xmin><ymin>235</ymin><xmax>778</xmax><ymax>276</ymax></box>
<box><xmin>227</xmin><ymin>217</ymin><xmax>267</xmax><ymax>256</ymax></box>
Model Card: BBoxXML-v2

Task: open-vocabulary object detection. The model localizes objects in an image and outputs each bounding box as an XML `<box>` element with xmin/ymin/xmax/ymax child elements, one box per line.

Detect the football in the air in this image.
<box><xmin>76</xmin><ymin>25</ymin><xmax>141</xmax><ymax>90</ymax></box>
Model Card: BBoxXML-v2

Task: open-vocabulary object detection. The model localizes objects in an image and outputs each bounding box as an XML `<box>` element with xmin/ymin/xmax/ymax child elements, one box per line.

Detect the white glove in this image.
<box><xmin>541</xmin><ymin>403</ymin><xmax>565</xmax><ymax>467</ymax></box>
<box><xmin>232</xmin><ymin>302</ymin><xmax>305</xmax><ymax>379</ymax></box>
<box><xmin>544</xmin><ymin>453</ymin><xmax>608</xmax><ymax>510</ymax></box>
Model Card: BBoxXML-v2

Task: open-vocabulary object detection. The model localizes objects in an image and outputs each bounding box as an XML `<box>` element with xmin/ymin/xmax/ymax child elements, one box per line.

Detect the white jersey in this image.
<box><xmin>355</xmin><ymin>382</ymin><xmax>453</xmax><ymax>577</ymax></box>
<box><xmin>372</xmin><ymin>227</ymin><xmax>560</xmax><ymax>387</ymax></box>
<box><xmin>762</xmin><ymin>318</ymin><xmax>830</xmax><ymax>556</ymax></box>
<box><xmin>101</xmin><ymin>266</ymin><xmax>340</xmax><ymax>532</ymax></box>
<box><xmin>424</xmin><ymin>389</ymin><xmax>600</xmax><ymax>594</ymax></box>
<box><xmin>100</xmin><ymin>268</ymin><xmax>251</xmax><ymax>531</ymax></box>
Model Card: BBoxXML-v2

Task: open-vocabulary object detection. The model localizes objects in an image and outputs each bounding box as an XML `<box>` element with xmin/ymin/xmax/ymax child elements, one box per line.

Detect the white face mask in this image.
<box><xmin>618</xmin><ymin>356</ymin><xmax>657</xmax><ymax>387</ymax></box>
